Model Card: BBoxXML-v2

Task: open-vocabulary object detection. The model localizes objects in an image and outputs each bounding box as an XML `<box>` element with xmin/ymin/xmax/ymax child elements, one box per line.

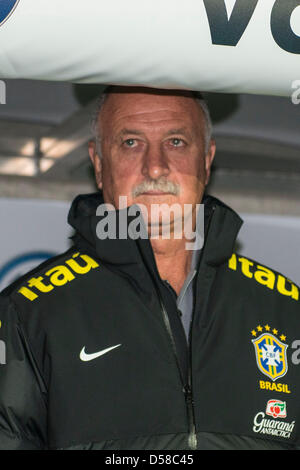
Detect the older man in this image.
<box><xmin>0</xmin><ymin>86</ymin><xmax>300</xmax><ymax>451</ymax></box>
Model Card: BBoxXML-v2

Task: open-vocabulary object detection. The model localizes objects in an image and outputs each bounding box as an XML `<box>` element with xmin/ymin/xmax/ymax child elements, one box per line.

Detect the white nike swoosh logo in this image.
<box><xmin>79</xmin><ymin>344</ymin><xmax>121</xmax><ymax>362</ymax></box>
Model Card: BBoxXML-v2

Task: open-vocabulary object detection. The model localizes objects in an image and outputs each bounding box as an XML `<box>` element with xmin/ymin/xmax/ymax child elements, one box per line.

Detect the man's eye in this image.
<box><xmin>123</xmin><ymin>139</ymin><xmax>137</xmax><ymax>147</ymax></box>
<box><xmin>170</xmin><ymin>138</ymin><xmax>185</xmax><ymax>147</ymax></box>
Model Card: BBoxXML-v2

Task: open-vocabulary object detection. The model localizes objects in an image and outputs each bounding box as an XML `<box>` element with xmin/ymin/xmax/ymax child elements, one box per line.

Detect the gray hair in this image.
<box><xmin>91</xmin><ymin>86</ymin><xmax>213</xmax><ymax>157</ymax></box>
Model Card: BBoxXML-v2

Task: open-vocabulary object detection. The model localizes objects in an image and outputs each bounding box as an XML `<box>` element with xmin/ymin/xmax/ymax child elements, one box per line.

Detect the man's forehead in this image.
<box><xmin>100</xmin><ymin>88</ymin><xmax>204</xmax><ymax>129</ymax></box>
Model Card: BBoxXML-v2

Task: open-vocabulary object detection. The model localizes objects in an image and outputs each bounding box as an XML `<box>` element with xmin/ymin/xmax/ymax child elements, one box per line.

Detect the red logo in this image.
<box><xmin>266</xmin><ymin>399</ymin><xmax>287</xmax><ymax>419</ymax></box>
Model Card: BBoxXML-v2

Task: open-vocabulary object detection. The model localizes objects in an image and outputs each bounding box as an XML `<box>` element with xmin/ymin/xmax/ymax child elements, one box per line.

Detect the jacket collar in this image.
<box><xmin>67</xmin><ymin>191</ymin><xmax>243</xmax><ymax>267</ymax></box>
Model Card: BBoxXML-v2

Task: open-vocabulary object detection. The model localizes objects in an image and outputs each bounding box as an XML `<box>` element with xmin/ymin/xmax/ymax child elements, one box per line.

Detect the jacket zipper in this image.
<box><xmin>139</xmin><ymin>203</ymin><xmax>216</xmax><ymax>450</ymax></box>
<box><xmin>158</xmin><ymin>296</ymin><xmax>197</xmax><ymax>450</ymax></box>
<box><xmin>184</xmin><ymin>385</ymin><xmax>197</xmax><ymax>450</ymax></box>
<box><xmin>185</xmin><ymin>318</ymin><xmax>197</xmax><ymax>450</ymax></box>
<box><xmin>183</xmin><ymin>202</ymin><xmax>217</xmax><ymax>450</ymax></box>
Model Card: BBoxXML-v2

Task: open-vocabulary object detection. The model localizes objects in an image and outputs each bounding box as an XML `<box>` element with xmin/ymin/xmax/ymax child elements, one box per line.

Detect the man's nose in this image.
<box><xmin>141</xmin><ymin>144</ymin><xmax>170</xmax><ymax>180</ymax></box>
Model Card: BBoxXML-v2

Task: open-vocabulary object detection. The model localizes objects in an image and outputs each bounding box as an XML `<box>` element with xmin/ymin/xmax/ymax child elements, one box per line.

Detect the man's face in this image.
<box><xmin>89</xmin><ymin>88</ymin><xmax>216</xmax><ymax>230</ymax></box>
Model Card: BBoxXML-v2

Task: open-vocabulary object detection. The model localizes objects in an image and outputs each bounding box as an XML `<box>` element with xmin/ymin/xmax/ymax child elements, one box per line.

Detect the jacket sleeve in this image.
<box><xmin>0</xmin><ymin>296</ymin><xmax>47</xmax><ymax>449</ymax></box>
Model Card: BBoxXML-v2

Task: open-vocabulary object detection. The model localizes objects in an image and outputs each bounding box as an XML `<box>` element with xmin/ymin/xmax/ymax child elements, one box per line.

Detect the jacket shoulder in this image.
<box><xmin>224</xmin><ymin>252</ymin><xmax>300</xmax><ymax>304</ymax></box>
<box><xmin>0</xmin><ymin>247</ymin><xmax>75</xmax><ymax>298</ymax></box>
<box><xmin>0</xmin><ymin>246</ymin><xmax>101</xmax><ymax>306</ymax></box>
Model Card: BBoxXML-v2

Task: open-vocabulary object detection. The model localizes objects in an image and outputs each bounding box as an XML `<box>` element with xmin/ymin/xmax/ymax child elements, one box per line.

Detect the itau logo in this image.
<box><xmin>0</xmin><ymin>0</ymin><xmax>19</xmax><ymax>28</ymax></box>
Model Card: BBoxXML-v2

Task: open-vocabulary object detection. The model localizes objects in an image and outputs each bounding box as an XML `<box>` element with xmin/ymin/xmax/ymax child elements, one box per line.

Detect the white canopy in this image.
<box><xmin>0</xmin><ymin>0</ymin><xmax>299</xmax><ymax>96</ymax></box>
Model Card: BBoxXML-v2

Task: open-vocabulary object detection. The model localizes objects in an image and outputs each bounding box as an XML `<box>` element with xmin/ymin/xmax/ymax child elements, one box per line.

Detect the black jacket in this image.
<box><xmin>0</xmin><ymin>192</ymin><xmax>300</xmax><ymax>450</ymax></box>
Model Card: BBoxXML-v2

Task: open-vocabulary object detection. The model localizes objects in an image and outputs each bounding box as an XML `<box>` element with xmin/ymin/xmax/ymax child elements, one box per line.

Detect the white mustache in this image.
<box><xmin>132</xmin><ymin>179</ymin><xmax>180</xmax><ymax>198</ymax></box>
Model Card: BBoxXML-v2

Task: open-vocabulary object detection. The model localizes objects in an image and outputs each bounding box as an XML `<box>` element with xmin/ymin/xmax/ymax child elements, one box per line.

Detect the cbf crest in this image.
<box><xmin>251</xmin><ymin>325</ymin><xmax>288</xmax><ymax>382</ymax></box>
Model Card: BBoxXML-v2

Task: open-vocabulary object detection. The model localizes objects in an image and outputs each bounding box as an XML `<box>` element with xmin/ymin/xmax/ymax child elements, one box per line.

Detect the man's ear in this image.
<box><xmin>204</xmin><ymin>139</ymin><xmax>216</xmax><ymax>186</ymax></box>
<box><xmin>88</xmin><ymin>140</ymin><xmax>103</xmax><ymax>190</ymax></box>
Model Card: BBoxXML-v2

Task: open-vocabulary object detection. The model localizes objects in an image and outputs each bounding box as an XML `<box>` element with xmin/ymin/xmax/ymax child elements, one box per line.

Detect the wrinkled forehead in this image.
<box><xmin>98</xmin><ymin>87</ymin><xmax>205</xmax><ymax>132</ymax></box>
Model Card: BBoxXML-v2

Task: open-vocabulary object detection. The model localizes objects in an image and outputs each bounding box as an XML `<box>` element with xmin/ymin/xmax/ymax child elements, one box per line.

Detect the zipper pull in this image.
<box><xmin>184</xmin><ymin>385</ymin><xmax>194</xmax><ymax>410</ymax></box>
<box><xmin>183</xmin><ymin>385</ymin><xmax>198</xmax><ymax>450</ymax></box>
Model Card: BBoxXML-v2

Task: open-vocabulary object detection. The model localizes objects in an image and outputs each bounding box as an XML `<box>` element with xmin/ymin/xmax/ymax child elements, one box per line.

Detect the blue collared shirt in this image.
<box><xmin>176</xmin><ymin>248</ymin><xmax>201</xmax><ymax>341</ymax></box>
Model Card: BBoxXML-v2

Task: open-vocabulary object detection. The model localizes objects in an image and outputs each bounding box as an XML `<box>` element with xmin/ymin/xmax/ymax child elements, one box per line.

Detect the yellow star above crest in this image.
<box><xmin>272</xmin><ymin>328</ymin><xmax>278</xmax><ymax>335</ymax></box>
<box><xmin>280</xmin><ymin>334</ymin><xmax>286</xmax><ymax>342</ymax></box>
<box><xmin>257</xmin><ymin>325</ymin><xmax>263</xmax><ymax>332</ymax></box>
<box><xmin>251</xmin><ymin>330</ymin><xmax>257</xmax><ymax>337</ymax></box>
